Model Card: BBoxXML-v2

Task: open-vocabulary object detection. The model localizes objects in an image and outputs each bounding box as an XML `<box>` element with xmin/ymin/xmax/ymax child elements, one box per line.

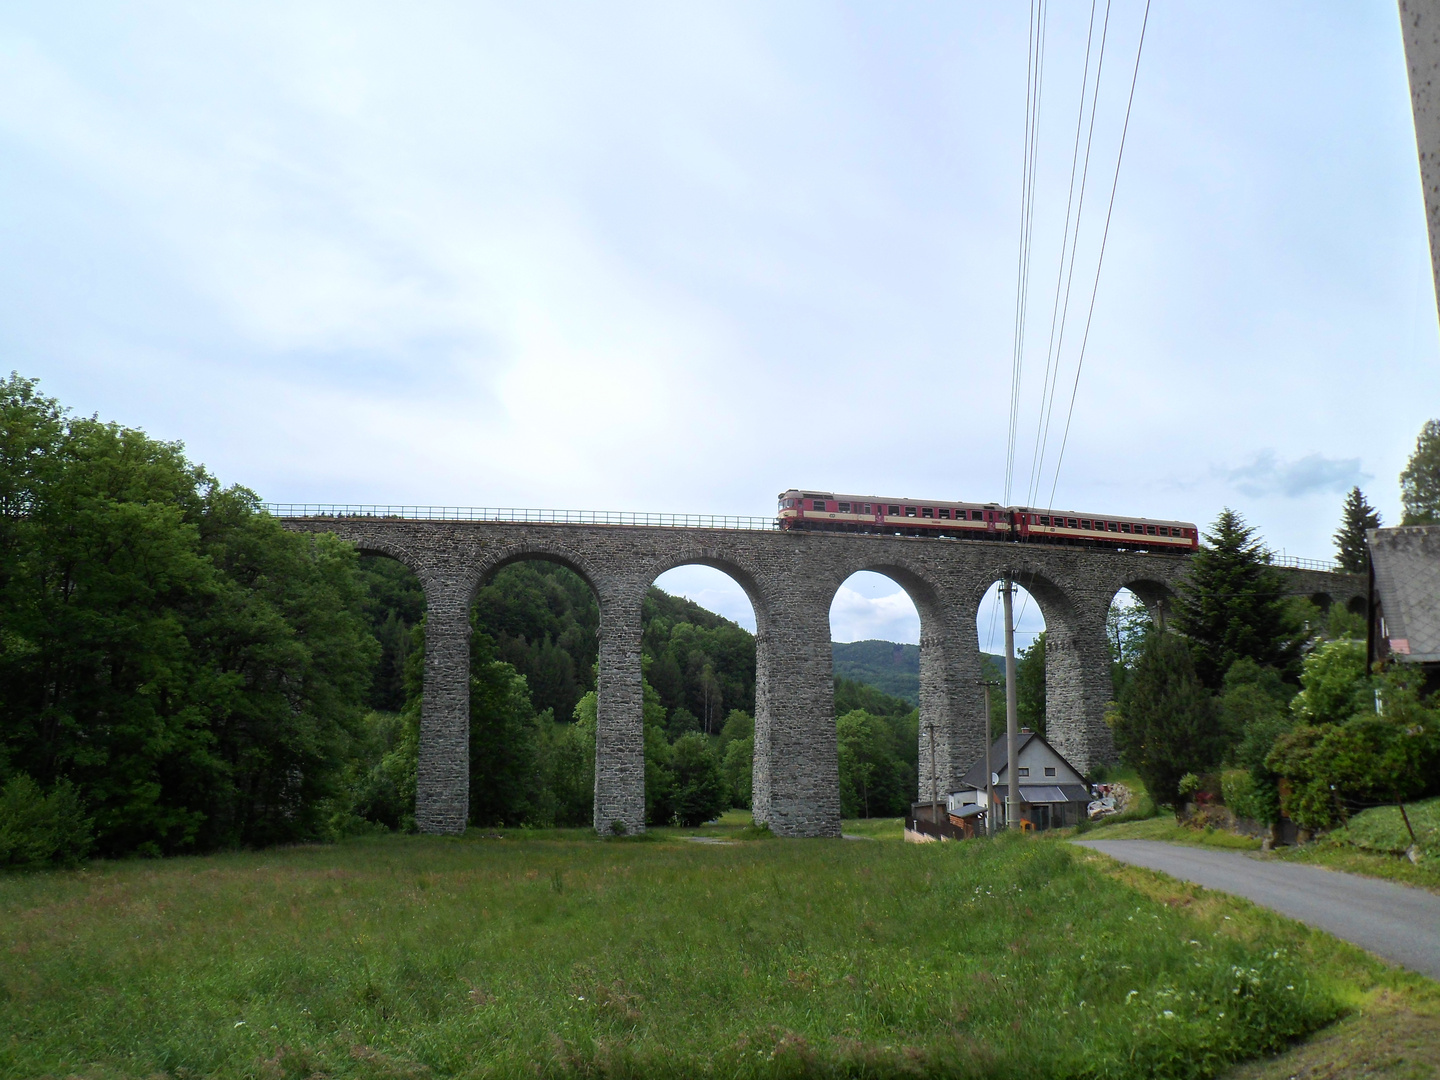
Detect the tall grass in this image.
<box><xmin>0</xmin><ymin>831</ymin><xmax>1343</xmax><ymax>1079</ymax></box>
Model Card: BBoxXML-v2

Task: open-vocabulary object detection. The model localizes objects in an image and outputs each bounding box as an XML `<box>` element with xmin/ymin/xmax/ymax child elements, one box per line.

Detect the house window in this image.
<box><xmin>1018</xmin><ymin>767</ymin><xmax>1029</xmax><ymax>777</ymax></box>
<box><xmin>1044</xmin><ymin>766</ymin><xmax>1057</xmax><ymax>777</ymax></box>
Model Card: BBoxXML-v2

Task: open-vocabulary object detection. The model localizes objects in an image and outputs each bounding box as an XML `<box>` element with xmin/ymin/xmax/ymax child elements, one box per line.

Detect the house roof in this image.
<box><xmin>1369</xmin><ymin>526</ymin><xmax>1440</xmax><ymax>663</ymax></box>
<box><xmin>956</xmin><ymin>783</ymin><xmax>1090</xmax><ymax>804</ymax></box>
<box><xmin>958</xmin><ymin>729</ymin><xmax>1085</xmax><ymax>789</ymax></box>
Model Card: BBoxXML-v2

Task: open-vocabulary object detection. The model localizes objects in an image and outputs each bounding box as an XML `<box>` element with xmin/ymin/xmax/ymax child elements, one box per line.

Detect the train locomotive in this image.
<box><xmin>777</xmin><ymin>489</ymin><xmax>1197</xmax><ymax>553</ymax></box>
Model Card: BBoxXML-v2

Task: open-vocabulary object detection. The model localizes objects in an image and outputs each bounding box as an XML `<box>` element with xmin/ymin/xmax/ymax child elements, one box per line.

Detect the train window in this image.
<box><xmin>888</xmin><ymin>505</ymin><xmax>899</xmax><ymax>515</ymax></box>
<box><xmin>1108</xmin><ymin>521</ymin><xmax>1118</xmax><ymax>531</ymax></box>
<box><xmin>1068</xmin><ymin>518</ymin><xmax>1078</xmax><ymax>528</ymax></box>
<box><xmin>1080</xmin><ymin>519</ymin><xmax>1091</xmax><ymax>530</ymax></box>
<box><xmin>838</xmin><ymin>502</ymin><xmax>850</xmax><ymax>512</ymax></box>
<box><xmin>938</xmin><ymin>508</ymin><xmax>950</xmax><ymax>519</ymax></box>
<box><xmin>905</xmin><ymin>507</ymin><xmax>917</xmax><ymax>517</ymax></box>
<box><xmin>813</xmin><ymin>500</ymin><xmax>826</xmax><ymax>511</ymax></box>
<box><xmin>1146</xmin><ymin>525</ymin><xmax>1157</xmax><ymax>535</ymax></box>
<box><xmin>972</xmin><ymin>510</ymin><xmax>984</xmax><ymax>521</ymax></box>
<box><xmin>1120</xmin><ymin>523</ymin><xmax>1131</xmax><ymax>533</ymax></box>
<box><xmin>1039</xmin><ymin>515</ymin><xmax>1049</xmax><ymax>526</ymax></box>
<box><xmin>922</xmin><ymin>508</ymin><xmax>933</xmax><ymax>518</ymax></box>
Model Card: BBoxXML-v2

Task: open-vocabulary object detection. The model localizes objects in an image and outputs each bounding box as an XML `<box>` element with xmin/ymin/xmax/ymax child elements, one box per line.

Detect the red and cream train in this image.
<box><xmin>777</xmin><ymin>489</ymin><xmax>1197</xmax><ymax>553</ymax></box>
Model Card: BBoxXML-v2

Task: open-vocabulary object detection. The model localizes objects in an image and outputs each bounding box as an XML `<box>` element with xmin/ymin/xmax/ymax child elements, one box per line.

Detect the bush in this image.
<box><xmin>0</xmin><ymin>775</ymin><xmax>92</xmax><ymax>869</ymax></box>
<box><xmin>1221</xmin><ymin>768</ymin><xmax>1265</xmax><ymax>823</ymax></box>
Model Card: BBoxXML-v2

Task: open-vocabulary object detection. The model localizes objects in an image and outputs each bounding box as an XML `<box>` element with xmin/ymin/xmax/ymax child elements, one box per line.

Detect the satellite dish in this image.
<box><xmin>991</xmin><ymin>772</ymin><xmax>1000</xmax><ymax>786</ymax></box>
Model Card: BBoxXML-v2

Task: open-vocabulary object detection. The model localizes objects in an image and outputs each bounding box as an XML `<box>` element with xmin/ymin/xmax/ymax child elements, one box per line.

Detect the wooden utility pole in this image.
<box><xmin>1002</xmin><ymin>578</ymin><xmax>1022</xmax><ymax>830</ymax></box>
<box><xmin>978</xmin><ymin>679</ymin><xmax>1000</xmax><ymax>836</ymax></box>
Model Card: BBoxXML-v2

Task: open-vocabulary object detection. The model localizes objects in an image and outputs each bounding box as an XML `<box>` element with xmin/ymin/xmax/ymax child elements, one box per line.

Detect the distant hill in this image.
<box><xmin>832</xmin><ymin>640</ymin><xmax>1008</xmax><ymax>705</ymax></box>
<box><xmin>832</xmin><ymin>640</ymin><xmax>918</xmax><ymax>702</ymax></box>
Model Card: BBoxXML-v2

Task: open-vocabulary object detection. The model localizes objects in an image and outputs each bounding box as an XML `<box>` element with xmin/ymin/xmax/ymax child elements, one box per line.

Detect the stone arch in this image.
<box><xmin>1115</xmin><ymin>576</ymin><xmax>1178</xmax><ymax>632</ymax></box>
<box><xmin>470</xmin><ymin>539</ymin><xmax>607</xmax><ymax>603</ymax></box>
<box><xmin>828</xmin><ymin>553</ymin><xmax>972</xmax><ymax>812</ymax></box>
<box><xmin>965</xmin><ymin>553</ymin><xmax>1109</xmax><ymax>774</ymax></box>
<box><xmin>638</xmin><ymin>547</ymin><xmax>777</xmax><ymax>826</ymax></box>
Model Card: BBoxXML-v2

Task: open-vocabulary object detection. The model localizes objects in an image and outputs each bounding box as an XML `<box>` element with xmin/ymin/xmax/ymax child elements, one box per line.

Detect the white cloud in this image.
<box><xmin>1217</xmin><ymin>450</ymin><xmax>1368</xmax><ymax>499</ymax></box>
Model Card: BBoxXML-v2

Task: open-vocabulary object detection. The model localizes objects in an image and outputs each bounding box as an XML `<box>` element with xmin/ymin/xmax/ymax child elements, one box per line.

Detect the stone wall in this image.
<box><xmin>281</xmin><ymin>517</ymin><xmax>1362</xmax><ymax>838</ymax></box>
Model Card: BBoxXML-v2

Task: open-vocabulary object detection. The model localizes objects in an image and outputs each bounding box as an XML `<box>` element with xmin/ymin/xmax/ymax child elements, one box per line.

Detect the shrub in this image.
<box><xmin>0</xmin><ymin>774</ymin><xmax>92</xmax><ymax>869</ymax></box>
<box><xmin>1221</xmin><ymin>768</ymin><xmax>1265</xmax><ymax>823</ymax></box>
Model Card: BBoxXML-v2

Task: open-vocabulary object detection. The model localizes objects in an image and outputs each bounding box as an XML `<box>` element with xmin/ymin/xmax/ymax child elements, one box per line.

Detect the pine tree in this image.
<box><xmin>1174</xmin><ymin>508</ymin><xmax>1302</xmax><ymax>688</ymax></box>
<box><xmin>1333</xmin><ymin>486</ymin><xmax>1380</xmax><ymax>573</ymax></box>
<box><xmin>1112</xmin><ymin>633</ymin><xmax>1225</xmax><ymax>813</ymax></box>
<box><xmin>1401</xmin><ymin>419</ymin><xmax>1440</xmax><ymax>525</ymax></box>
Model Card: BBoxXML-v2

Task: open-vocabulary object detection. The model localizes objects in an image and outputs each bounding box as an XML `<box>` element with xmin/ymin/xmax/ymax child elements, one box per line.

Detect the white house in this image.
<box><xmin>946</xmin><ymin>728</ymin><xmax>1090</xmax><ymax>830</ymax></box>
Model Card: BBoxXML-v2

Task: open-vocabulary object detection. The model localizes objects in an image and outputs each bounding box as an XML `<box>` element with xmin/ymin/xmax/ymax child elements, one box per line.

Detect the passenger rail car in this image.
<box><xmin>776</xmin><ymin>490</ymin><xmax>1197</xmax><ymax>553</ymax></box>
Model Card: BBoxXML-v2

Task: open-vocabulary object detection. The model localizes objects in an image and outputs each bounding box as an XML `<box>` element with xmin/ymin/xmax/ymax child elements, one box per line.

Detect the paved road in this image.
<box><xmin>1074</xmin><ymin>840</ymin><xmax>1440</xmax><ymax>981</ymax></box>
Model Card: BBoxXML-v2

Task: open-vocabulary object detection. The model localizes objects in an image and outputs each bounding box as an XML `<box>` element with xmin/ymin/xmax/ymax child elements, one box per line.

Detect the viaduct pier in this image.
<box><xmin>276</xmin><ymin>509</ymin><xmax>1363</xmax><ymax>839</ymax></box>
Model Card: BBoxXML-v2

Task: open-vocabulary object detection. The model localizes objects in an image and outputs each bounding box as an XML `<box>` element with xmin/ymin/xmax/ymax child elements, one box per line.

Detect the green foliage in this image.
<box><xmin>467</xmin><ymin>630</ymin><xmax>542</xmax><ymax>828</ymax></box>
<box><xmin>1174</xmin><ymin>508</ymin><xmax>1303</xmax><ymax>688</ymax></box>
<box><xmin>0</xmin><ymin>774</ymin><xmax>92</xmax><ymax>868</ymax></box>
<box><xmin>1113</xmin><ymin>633</ymin><xmax>1226</xmax><ymax>811</ymax></box>
<box><xmin>830</xmin><ymin>640</ymin><xmax>919</xmax><ymax>703</ymax></box>
<box><xmin>355</xmin><ymin>555</ymin><xmax>424</xmax><ymax>712</ymax></box>
<box><xmin>474</xmin><ymin>561</ymin><xmax>600</xmax><ymax>723</ymax></box>
<box><xmin>721</xmin><ymin>736</ymin><xmax>753</xmax><ymax>808</ymax></box>
<box><xmin>1400</xmin><ymin>418</ymin><xmax>1440</xmax><ymax>525</ymax></box>
<box><xmin>1290</xmin><ymin>638</ymin><xmax>1371</xmax><ymax>727</ymax></box>
<box><xmin>1178</xmin><ymin>772</ymin><xmax>1202</xmax><ymax>797</ymax></box>
<box><xmin>1220</xmin><ymin>768</ymin><xmax>1266</xmax><ymax>823</ymax></box>
<box><xmin>643</xmin><ymin>589</ymin><xmax>755</xmax><ymax>731</ymax></box>
<box><xmin>1015</xmin><ymin>631</ymin><xmax>1046</xmax><ymax>734</ymax></box>
<box><xmin>834</xmin><ymin>678</ymin><xmax>918</xmax><ymax>798</ymax></box>
<box><xmin>718</xmin><ymin>709</ymin><xmax>754</xmax><ymax>809</ymax></box>
<box><xmin>670</xmin><ymin>733</ymin><xmax>726</xmax><ymax>826</ymax></box>
<box><xmin>1107</xmin><ymin>594</ymin><xmax>1154</xmax><ymax>699</ymax></box>
<box><xmin>1268</xmin><ymin>667</ymin><xmax>1440</xmax><ymax>831</ymax></box>
<box><xmin>836</xmin><ymin>710</ymin><xmax>908</xmax><ymax>818</ymax></box>
<box><xmin>0</xmin><ymin>374</ymin><xmax>377</xmax><ymax>857</ymax></box>
<box><xmin>1222</xmin><ymin>659</ymin><xmax>1295</xmax><ymax>824</ymax></box>
<box><xmin>1333</xmin><ymin>486</ymin><xmax>1380</xmax><ymax>573</ymax></box>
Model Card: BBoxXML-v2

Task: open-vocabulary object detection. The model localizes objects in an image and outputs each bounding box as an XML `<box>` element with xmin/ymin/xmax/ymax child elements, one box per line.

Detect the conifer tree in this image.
<box><xmin>1333</xmin><ymin>486</ymin><xmax>1380</xmax><ymax>573</ymax></box>
<box><xmin>1112</xmin><ymin>633</ymin><xmax>1224</xmax><ymax>814</ymax></box>
<box><xmin>1401</xmin><ymin>419</ymin><xmax>1440</xmax><ymax>524</ymax></box>
<box><xmin>1174</xmin><ymin>508</ymin><xmax>1302</xmax><ymax>687</ymax></box>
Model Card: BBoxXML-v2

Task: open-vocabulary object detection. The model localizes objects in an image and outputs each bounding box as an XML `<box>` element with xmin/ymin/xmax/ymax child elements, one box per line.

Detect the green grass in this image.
<box><xmin>1328</xmin><ymin>796</ymin><xmax>1440</xmax><ymax>857</ymax></box>
<box><xmin>0</xmin><ymin>828</ymin><xmax>1410</xmax><ymax>1079</ymax></box>
<box><xmin>1084</xmin><ymin>816</ymin><xmax>1263</xmax><ymax>851</ymax></box>
<box><xmin>840</xmin><ymin>816</ymin><xmax>904</xmax><ymax>841</ymax></box>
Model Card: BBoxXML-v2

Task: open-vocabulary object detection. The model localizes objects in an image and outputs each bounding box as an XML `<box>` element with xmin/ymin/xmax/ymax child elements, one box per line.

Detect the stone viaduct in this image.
<box><xmin>279</xmin><ymin>514</ymin><xmax>1364</xmax><ymax>839</ymax></box>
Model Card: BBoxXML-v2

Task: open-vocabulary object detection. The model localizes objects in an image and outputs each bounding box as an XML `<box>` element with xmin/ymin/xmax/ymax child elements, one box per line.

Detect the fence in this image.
<box><xmin>1269</xmin><ymin>554</ymin><xmax>1341</xmax><ymax>573</ymax></box>
<box><xmin>261</xmin><ymin>504</ymin><xmax>780</xmax><ymax>531</ymax></box>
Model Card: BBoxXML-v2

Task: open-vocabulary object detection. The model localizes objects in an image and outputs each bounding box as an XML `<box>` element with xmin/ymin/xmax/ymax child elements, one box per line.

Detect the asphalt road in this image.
<box><xmin>1074</xmin><ymin>839</ymin><xmax>1440</xmax><ymax>982</ymax></box>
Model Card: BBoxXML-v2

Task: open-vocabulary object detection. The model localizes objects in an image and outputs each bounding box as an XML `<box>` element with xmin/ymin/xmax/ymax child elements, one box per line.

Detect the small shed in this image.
<box><xmin>945</xmin><ymin>729</ymin><xmax>1090</xmax><ymax>831</ymax></box>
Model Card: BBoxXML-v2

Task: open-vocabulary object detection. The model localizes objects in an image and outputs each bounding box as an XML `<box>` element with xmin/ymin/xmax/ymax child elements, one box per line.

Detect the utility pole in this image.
<box><xmin>1002</xmin><ymin>577</ymin><xmax>1021</xmax><ymax>830</ymax></box>
<box><xmin>978</xmin><ymin>679</ymin><xmax>1000</xmax><ymax>836</ymax></box>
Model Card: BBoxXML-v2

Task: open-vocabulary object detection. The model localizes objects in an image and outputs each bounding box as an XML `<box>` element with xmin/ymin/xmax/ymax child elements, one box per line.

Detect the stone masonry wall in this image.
<box><xmin>280</xmin><ymin>517</ymin><xmax>1363</xmax><ymax>837</ymax></box>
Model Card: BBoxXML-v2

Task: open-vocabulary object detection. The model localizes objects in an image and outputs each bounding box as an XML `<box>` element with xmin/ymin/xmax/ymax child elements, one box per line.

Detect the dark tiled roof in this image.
<box><xmin>959</xmin><ymin>731</ymin><xmax>1039</xmax><ymax>788</ymax></box>
<box><xmin>1369</xmin><ymin>526</ymin><xmax>1440</xmax><ymax>663</ymax></box>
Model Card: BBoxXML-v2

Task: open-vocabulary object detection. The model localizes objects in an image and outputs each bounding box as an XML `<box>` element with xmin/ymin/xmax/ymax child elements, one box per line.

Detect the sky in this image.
<box><xmin>2</xmin><ymin>2</ymin><xmax>1435</xmax><ymax>646</ymax></box>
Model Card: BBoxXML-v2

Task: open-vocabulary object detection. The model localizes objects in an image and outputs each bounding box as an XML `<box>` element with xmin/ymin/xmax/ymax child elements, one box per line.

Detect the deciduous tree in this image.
<box><xmin>1401</xmin><ymin>419</ymin><xmax>1440</xmax><ymax>525</ymax></box>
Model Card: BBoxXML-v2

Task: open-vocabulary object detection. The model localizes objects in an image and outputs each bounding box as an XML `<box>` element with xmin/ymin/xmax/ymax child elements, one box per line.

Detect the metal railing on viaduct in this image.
<box><xmin>268</xmin><ymin>505</ymin><xmax>1361</xmax><ymax>839</ymax></box>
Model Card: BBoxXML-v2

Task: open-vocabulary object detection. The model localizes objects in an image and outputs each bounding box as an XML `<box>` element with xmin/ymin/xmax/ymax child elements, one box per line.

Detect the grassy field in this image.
<box><xmin>1084</xmin><ymin>816</ymin><xmax>1263</xmax><ymax>851</ymax></box>
<box><xmin>0</xmin><ymin>823</ymin><xmax>1426</xmax><ymax>1079</ymax></box>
